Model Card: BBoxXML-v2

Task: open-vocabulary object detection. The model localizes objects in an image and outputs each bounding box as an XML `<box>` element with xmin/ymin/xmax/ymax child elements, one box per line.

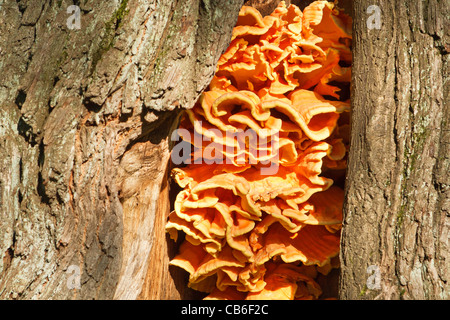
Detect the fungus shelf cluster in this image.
<box><xmin>166</xmin><ymin>1</ymin><xmax>351</xmax><ymax>299</ymax></box>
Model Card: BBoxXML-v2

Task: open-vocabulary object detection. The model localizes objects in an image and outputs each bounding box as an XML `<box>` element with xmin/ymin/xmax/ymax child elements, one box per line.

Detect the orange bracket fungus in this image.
<box><xmin>167</xmin><ymin>1</ymin><xmax>351</xmax><ymax>300</ymax></box>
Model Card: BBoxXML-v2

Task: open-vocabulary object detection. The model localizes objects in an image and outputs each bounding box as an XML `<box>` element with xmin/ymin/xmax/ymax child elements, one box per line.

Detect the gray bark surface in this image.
<box><xmin>340</xmin><ymin>0</ymin><xmax>449</xmax><ymax>299</ymax></box>
<box><xmin>1</xmin><ymin>0</ymin><xmax>448</xmax><ymax>301</ymax></box>
<box><xmin>0</xmin><ymin>0</ymin><xmax>243</xmax><ymax>300</ymax></box>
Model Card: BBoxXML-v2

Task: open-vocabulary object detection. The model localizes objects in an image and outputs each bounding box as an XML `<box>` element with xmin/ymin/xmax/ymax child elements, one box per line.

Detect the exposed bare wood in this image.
<box><xmin>0</xmin><ymin>0</ymin><xmax>243</xmax><ymax>300</ymax></box>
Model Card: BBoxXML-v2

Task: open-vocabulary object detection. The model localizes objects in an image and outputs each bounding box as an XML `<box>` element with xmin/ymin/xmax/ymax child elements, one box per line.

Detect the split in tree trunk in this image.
<box><xmin>0</xmin><ymin>0</ymin><xmax>447</xmax><ymax>300</ymax></box>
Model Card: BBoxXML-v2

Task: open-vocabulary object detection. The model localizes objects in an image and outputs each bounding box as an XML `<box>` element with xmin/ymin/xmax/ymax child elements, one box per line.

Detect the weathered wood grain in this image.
<box><xmin>0</xmin><ymin>0</ymin><xmax>243</xmax><ymax>299</ymax></box>
<box><xmin>340</xmin><ymin>0</ymin><xmax>449</xmax><ymax>300</ymax></box>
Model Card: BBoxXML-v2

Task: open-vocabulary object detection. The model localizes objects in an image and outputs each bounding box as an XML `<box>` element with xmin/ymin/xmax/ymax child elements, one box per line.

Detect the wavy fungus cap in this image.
<box><xmin>166</xmin><ymin>0</ymin><xmax>351</xmax><ymax>300</ymax></box>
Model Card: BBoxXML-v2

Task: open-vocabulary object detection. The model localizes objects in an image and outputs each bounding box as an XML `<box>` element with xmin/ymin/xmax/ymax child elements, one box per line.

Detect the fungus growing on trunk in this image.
<box><xmin>167</xmin><ymin>1</ymin><xmax>351</xmax><ymax>299</ymax></box>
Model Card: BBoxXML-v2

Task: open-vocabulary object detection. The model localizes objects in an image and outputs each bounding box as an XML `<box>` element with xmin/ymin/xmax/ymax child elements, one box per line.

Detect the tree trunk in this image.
<box><xmin>0</xmin><ymin>0</ymin><xmax>243</xmax><ymax>300</ymax></box>
<box><xmin>340</xmin><ymin>0</ymin><xmax>449</xmax><ymax>299</ymax></box>
<box><xmin>1</xmin><ymin>0</ymin><xmax>448</xmax><ymax>301</ymax></box>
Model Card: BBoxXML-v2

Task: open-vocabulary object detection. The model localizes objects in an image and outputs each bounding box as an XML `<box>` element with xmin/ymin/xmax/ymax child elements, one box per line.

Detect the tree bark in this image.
<box><xmin>1</xmin><ymin>0</ymin><xmax>448</xmax><ymax>301</ymax></box>
<box><xmin>0</xmin><ymin>0</ymin><xmax>243</xmax><ymax>300</ymax></box>
<box><xmin>340</xmin><ymin>0</ymin><xmax>449</xmax><ymax>299</ymax></box>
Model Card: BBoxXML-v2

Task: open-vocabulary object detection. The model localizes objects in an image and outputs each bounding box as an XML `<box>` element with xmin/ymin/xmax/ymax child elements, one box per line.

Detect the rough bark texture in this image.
<box><xmin>340</xmin><ymin>0</ymin><xmax>449</xmax><ymax>299</ymax></box>
<box><xmin>1</xmin><ymin>0</ymin><xmax>448</xmax><ymax>301</ymax></box>
<box><xmin>0</xmin><ymin>0</ymin><xmax>243</xmax><ymax>300</ymax></box>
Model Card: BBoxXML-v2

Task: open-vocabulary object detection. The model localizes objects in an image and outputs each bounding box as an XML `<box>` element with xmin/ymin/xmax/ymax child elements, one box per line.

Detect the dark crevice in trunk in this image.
<box><xmin>17</xmin><ymin>117</ymin><xmax>37</xmax><ymax>147</ymax></box>
<box><xmin>83</xmin><ymin>98</ymin><xmax>103</xmax><ymax>113</ymax></box>
<box><xmin>37</xmin><ymin>171</ymin><xmax>50</xmax><ymax>205</ymax></box>
<box><xmin>15</xmin><ymin>90</ymin><xmax>27</xmax><ymax>110</ymax></box>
